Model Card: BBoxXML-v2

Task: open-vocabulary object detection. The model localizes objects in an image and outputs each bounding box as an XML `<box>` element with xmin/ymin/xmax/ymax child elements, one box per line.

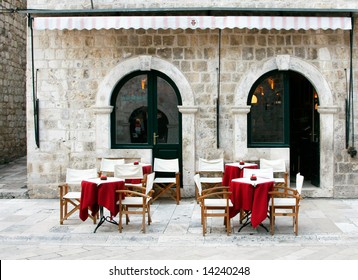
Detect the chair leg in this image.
<box><xmin>200</xmin><ymin>205</ymin><xmax>204</xmax><ymax>225</ymax></box>
<box><xmin>147</xmin><ymin>204</ymin><xmax>151</xmax><ymax>225</ymax></box>
<box><xmin>142</xmin><ymin>210</ymin><xmax>146</xmax><ymax>233</ymax></box>
<box><xmin>60</xmin><ymin>199</ymin><xmax>64</xmax><ymax>225</ymax></box>
<box><xmin>202</xmin><ymin>209</ymin><xmax>207</xmax><ymax>236</ymax></box>
<box><xmin>294</xmin><ymin>207</ymin><xmax>299</xmax><ymax>236</ymax></box>
<box><xmin>64</xmin><ymin>200</ymin><xmax>68</xmax><ymax>220</ymax></box>
<box><xmin>239</xmin><ymin>209</ymin><xmax>243</xmax><ymax>224</ymax></box>
<box><xmin>270</xmin><ymin>206</ymin><xmax>275</xmax><ymax>235</ymax></box>
<box><xmin>125</xmin><ymin>206</ymin><xmax>130</xmax><ymax>225</ymax></box>
<box><xmin>195</xmin><ymin>187</ymin><xmax>199</xmax><ymax>204</ymax></box>
<box><xmin>176</xmin><ymin>185</ymin><xmax>180</xmax><ymax>205</ymax></box>
<box><xmin>118</xmin><ymin>204</ymin><xmax>123</xmax><ymax>233</ymax></box>
<box><xmin>226</xmin><ymin>212</ymin><xmax>231</xmax><ymax>236</ymax></box>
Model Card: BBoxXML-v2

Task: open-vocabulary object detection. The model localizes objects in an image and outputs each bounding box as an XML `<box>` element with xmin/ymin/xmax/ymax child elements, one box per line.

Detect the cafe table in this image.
<box><xmin>79</xmin><ymin>177</ymin><xmax>125</xmax><ymax>233</ymax></box>
<box><xmin>222</xmin><ymin>162</ymin><xmax>258</xmax><ymax>186</ymax></box>
<box><xmin>229</xmin><ymin>177</ymin><xmax>274</xmax><ymax>231</ymax></box>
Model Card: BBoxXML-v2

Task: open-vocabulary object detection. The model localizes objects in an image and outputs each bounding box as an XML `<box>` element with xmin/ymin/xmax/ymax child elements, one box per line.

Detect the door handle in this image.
<box><xmin>153</xmin><ymin>132</ymin><xmax>159</xmax><ymax>145</ymax></box>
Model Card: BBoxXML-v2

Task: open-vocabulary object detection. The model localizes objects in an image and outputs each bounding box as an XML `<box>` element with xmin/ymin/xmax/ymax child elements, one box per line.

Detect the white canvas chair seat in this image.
<box><xmin>200</xmin><ymin>177</ymin><xmax>222</xmax><ymax>184</ymax></box>
<box><xmin>63</xmin><ymin>191</ymin><xmax>81</xmax><ymax>200</ymax></box>
<box><xmin>117</xmin><ymin>172</ymin><xmax>155</xmax><ymax>233</ymax></box>
<box><xmin>269</xmin><ymin>197</ymin><xmax>298</xmax><ymax>207</ymax></box>
<box><xmin>59</xmin><ymin>167</ymin><xmax>98</xmax><ymax>225</ymax></box>
<box><xmin>153</xmin><ymin>177</ymin><xmax>176</xmax><ymax>184</ymax></box>
<box><xmin>152</xmin><ymin>158</ymin><xmax>181</xmax><ymax>204</ymax></box>
<box><xmin>274</xmin><ymin>178</ymin><xmax>285</xmax><ymax>183</ymax></box>
<box><xmin>269</xmin><ymin>173</ymin><xmax>304</xmax><ymax>236</ymax></box>
<box><xmin>120</xmin><ymin>196</ymin><xmax>153</xmax><ymax>205</ymax></box>
<box><xmin>194</xmin><ymin>174</ymin><xmax>232</xmax><ymax>236</ymax></box>
<box><xmin>203</xmin><ymin>198</ymin><xmax>233</xmax><ymax>208</ymax></box>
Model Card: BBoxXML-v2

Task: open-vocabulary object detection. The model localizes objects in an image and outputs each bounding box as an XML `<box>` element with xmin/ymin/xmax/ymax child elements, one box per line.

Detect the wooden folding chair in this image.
<box><xmin>269</xmin><ymin>173</ymin><xmax>304</xmax><ymax>235</ymax></box>
<box><xmin>152</xmin><ymin>158</ymin><xmax>181</xmax><ymax>204</ymax></box>
<box><xmin>58</xmin><ymin>168</ymin><xmax>98</xmax><ymax>225</ymax></box>
<box><xmin>116</xmin><ymin>172</ymin><xmax>155</xmax><ymax>233</ymax></box>
<box><xmin>194</xmin><ymin>174</ymin><xmax>232</xmax><ymax>236</ymax></box>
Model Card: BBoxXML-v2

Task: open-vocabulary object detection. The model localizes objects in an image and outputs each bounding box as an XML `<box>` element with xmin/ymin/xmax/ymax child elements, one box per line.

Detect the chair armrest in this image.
<box><xmin>268</xmin><ymin>190</ymin><xmax>300</xmax><ymax>199</ymax></box>
<box><xmin>198</xmin><ymin>191</ymin><xmax>232</xmax><ymax>200</ymax></box>
<box><xmin>270</xmin><ymin>185</ymin><xmax>302</xmax><ymax>199</ymax></box>
<box><xmin>202</xmin><ymin>186</ymin><xmax>229</xmax><ymax>194</ymax></box>
<box><xmin>271</xmin><ymin>185</ymin><xmax>297</xmax><ymax>192</ymax></box>
<box><xmin>58</xmin><ymin>183</ymin><xmax>69</xmax><ymax>198</ymax></box>
<box><xmin>126</xmin><ymin>185</ymin><xmax>146</xmax><ymax>192</ymax></box>
<box><xmin>116</xmin><ymin>189</ymin><xmax>151</xmax><ymax>199</ymax></box>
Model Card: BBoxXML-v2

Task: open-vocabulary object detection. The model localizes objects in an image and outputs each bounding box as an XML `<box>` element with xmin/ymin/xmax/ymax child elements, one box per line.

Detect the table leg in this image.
<box><xmin>237</xmin><ymin>210</ymin><xmax>269</xmax><ymax>232</ymax></box>
<box><xmin>93</xmin><ymin>206</ymin><xmax>118</xmax><ymax>233</ymax></box>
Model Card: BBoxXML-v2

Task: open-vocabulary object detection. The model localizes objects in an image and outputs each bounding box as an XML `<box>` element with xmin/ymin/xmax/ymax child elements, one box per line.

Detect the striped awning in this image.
<box><xmin>33</xmin><ymin>16</ymin><xmax>352</xmax><ymax>31</ymax></box>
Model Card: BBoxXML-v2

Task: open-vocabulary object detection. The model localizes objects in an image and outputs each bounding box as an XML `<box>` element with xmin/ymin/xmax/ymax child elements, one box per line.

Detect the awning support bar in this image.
<box><xmin>348</xmin><ymin>16</ymin><xmax>356</xmax><ymax>157</ymax></box>
<box><xmin>28</xmin><ymin>15</ymin><xmax>40</xmax><ymax>148</ymax></box>
<box><xmin>216</xmin><ymin>29</ymin><xmax>222</xmax><ymax>149</ymax></box>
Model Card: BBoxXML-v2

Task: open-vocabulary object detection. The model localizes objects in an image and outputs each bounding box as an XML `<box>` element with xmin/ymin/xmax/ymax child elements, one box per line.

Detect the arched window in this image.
<box><xmin>110</xmin><ymin>70</ymin><xmax>180</xmax><ymax>149</ymax></box>
<box><xmin>248</xmin><ymin>71</ymin><xmax>289</xmax><ymax>147</ymax></box>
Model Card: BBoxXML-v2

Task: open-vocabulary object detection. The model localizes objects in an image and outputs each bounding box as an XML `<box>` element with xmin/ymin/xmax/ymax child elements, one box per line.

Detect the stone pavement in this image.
<box><xmin>0</xmin><ymin>156</ymin><xmax>28</xmax><ymax>199</ymax></box>
<box><xmin>1</xmin><ymin>157</ymin><xmax>358</xmax><ymax>260</ymax></box>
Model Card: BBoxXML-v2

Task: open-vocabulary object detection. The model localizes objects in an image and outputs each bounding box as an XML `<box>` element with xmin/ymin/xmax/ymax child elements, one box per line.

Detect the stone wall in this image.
<box><xmin>25</xmin><ymin>0</ymin><xmax>358</xmax><ymax>198</ymax></box>
<box><xmin>0</xmin><ymin>0</ymin><xmax>27</xmax><ymax>164</ymax></box>
<box><xmin>27</xmin><ymin>28</ymin><xmax>355</xmax><ymax>196</ymax></box>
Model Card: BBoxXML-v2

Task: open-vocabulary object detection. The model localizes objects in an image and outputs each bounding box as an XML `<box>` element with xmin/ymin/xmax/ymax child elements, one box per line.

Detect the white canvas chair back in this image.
<box><xmin>198</xmin><ymin>158</ymin><xmax>224</xmax><ymax>172</ymax></box>
<box><xmin>114</xmin><ymin>164</ymin><xmax>143</xmax><ymax>180</ymax></box>
<box><xmin>66</xmin><ymin>168</ymin><xmax>98</xmax><ymax>184</ymax></box>
<box><xmin>243</xmin><ymin>168</ymin><xmax>274</xmax><ymax>179</ymax></box>
<box><xmin>260</xmin><ymin>158</ymin><xmax>286</xmax><ymax>173</ymax></box>
<box><xmin>296</xmin><ymin>173</ymin><xmax>304</xmax><ymax>194</ymax></box>
<box><xmin>153</xmin><ymin>158</ymin><xmax>179</xmax><ymax>173</ymax></box>
<box><xmin>193</xmin><ymin>174</ymin><xmax>203</xmax><ymax>195</ymax></box>
<box><xmin>100</xmin><ymin>158</ymin><xmax>125</xmax><ymax>173</ymax></box>
<box><xmin>145</xmin><ymin>172</ymin><xmax>155</xmax><ymax>195</ymax></box>
<box><xmin>260</xmin><ymin>159</ymin><xmax>287</xmax><ymax>185</ymax></box>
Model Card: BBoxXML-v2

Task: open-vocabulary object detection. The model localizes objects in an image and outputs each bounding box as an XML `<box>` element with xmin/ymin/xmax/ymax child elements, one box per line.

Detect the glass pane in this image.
<box><xmin>250</xmin><ymin>73</ymin><xmax>284</xmax><ymax>143</ymax></box>
<box><xmin>114</xmin><ymin>74</ymin><xmax>148</xmax><ymax>144</ymax></box>
<box><xmin>156</xmin><ymin>77</ymin><xmax>179</xmax><ymax>144</ymax></box>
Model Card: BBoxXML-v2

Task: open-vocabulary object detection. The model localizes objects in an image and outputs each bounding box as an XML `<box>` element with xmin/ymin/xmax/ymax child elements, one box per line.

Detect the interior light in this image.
<box><xmin>251</xmin><ymin>95</ymin><xmax>258</xmax><ymax>104</ymax></box>
<box><xmin>141</xmin><ymin>79</ymin><xmax>146</xmax><ymax>90</ymax></box>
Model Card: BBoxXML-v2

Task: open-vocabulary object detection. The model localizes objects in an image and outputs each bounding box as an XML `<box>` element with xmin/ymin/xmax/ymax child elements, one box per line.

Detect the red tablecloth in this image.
<box><xmin>229</xmin><ymin>178</ymin><xmax>274</xmax><ymax>228</ymax></box>
<box><xmin>80</xmin><ymin>179</ymin><xmax>125</xmax><ymax>221</ymax></box>
<box><xmin>222</xmin><ymin>163</ymin><xmax>258</xmax><ymax>186</ymax></box>
<box><xmin>125</xmin><ymin>163</ymin><xmax>152</xmax><ymax>184</ymax></box>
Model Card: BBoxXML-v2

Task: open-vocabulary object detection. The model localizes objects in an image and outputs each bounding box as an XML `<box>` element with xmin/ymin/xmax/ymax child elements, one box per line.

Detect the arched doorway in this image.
<box><xmin>94</xmin><ymin>55</ymin><xmax>198</xmax><ymax>195</ymax></box>
<box><xmin>289</xmin><ymin>71</ymin><xmax>320</xmax><ymax>187</ymax></box>
<box><xmin>110</xmin><ymin>70</ymin><xmax>183</xmax><ymax>180</ymax></box>
<box><xmin>247</xmin><ymin>70</ymin><xmax>320</xmax><ymax>187</ymax></box>
<box><xmin>234</xmin><ymin>55</ymin><xmax>337</xmax><ymax>197</ymax></box>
